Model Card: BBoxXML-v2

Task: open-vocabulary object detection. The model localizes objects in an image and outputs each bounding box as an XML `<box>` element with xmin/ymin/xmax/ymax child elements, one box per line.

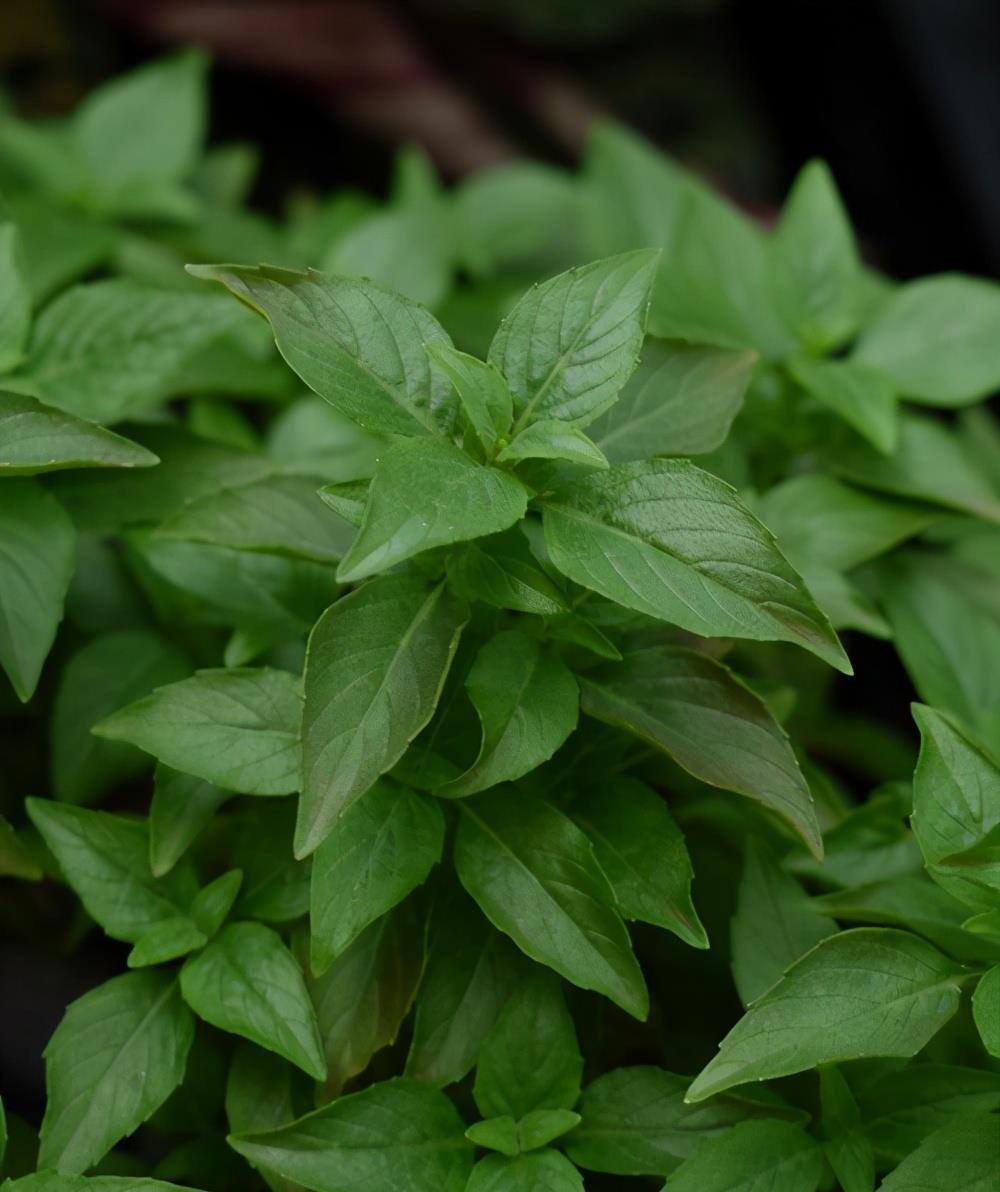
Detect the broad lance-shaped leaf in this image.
<box><xmin>466</xmin><ymin>1152</ymin><xmax>582</xmax><ymax>1192</ymax></box>
<box><xmin>309</xmin><ymin>780</ymin><xmax>444</xmax><ymax>974</ymax></box>
<box><xmin>0</xmin><ymin>224</ymin><xmax>30</xmax><ymax>372</ymax></box>
<box><xmin>488</xmin><ymin>249</ymin><xmax>659</xmax><ymax>431</ymax></box>
<box><xmin>15</xmin><ymin>281</ymin><xmax>245</xmax><ymax>424</ymax></box>
<box><xmin>581</xmin><ymin>647</ymin><xmax>823</xmax><ymax>858</ymax></box>
<box><xmin>972</xmin><ymin>965</ymin><xmax>1000</xmax><ymax>1058</ymax></box>
<box><xmin>188</xmin><ymin>264</ymin><xmax>458</xmax><ymax>438</ymax></box>
<box><xmin>440</xmin><ymin>630</ymin><xmax>578</xmax><ymax>797</ymax></box>
<box><xmin>473</xmin><ymin>967</ymin><xmax>582</xmax><ymax>1122</ymax></box>
<box><xmin>156</xmin><ymin>474</ymin><xmax>355</xmax><ymax>565</ymax></box>
<box><xmin>911</xmin><ymin>705</ymin><xmax>1000</xmax><ymax>909</ymax></box>
<box><xmin>425</xmin><ymin>342</ymin><xmax>512</xmax><ymax>457</ymax></box>
<box><xmin>180</xmin><ymin>922</ymin><xmax>326</xmax><ymax>1080</ymax></box>
<box><xmin>589</xmin><ymin>340</ymin><xmax>755</xmax><ymax>462</ymax></box>
<box><xmin>571</xmin><ymin>777</ymin><xmax>707</xmax><ymax>948</ymax></box>
<box><xmin>149</xmin><ymin>764</ymin><xmax>229</xmax><ymax>877</ymax></box>
<box><xmin>663</xmin><ymin>1118</ymin><xmax>823</xmax><ymax>1192</ymax></box>
<box><xmin>788</xmin><ymin>356</ymin><xmax>898</xmax><ymax>454</ymax></box>
<box><xmin>227</xmin><ymin>1078</ymin><xmax>474</xmax><ymax>1192</ymax></box>
<box><xmin>564</xmin><ymin>1066</ymin><xmax>805</xmax><ymax>1178</ymax></box>
<box><xmin>768</xmin><ymin>158</ymin><xmax>862</xmax><ymax>351</ymax></box>
<box><xmin>447</xmin><ymin>530</ymin><xmax>568</xmax><ymax>617</ymax></box>
<box><xmin>406</xmin><ymin>892</ymin><xmax>523</xmax><ymax>1087</ymax></box>
<box><xmin>730</xmin><ymin>839</ymin><xmax>834</xmax><ymax>1006</ymax></box>
<box><xmin>0</xmin><ymin>391</ymin><xmax>159</xmax><ymax>474</ymax></box>
<box><xmin>309</xmin><ymin>898</ymin><xmax>425</xmax><ymax>1095</ymax></box>
<box><xmin>818</xmin><ymin>1065</ymin><xmax>874</xmax><ymax>1192</ymax></box>
<box><xmin>878</xmin><ymin>1114</ymin><xmax>1000</xmax><ymax>1191</ymax></box>
<box><xmin>496</xmin><ymin>420</ymin><xmax>609</xmax><ymax>469</ymax></box>
<box><xmin>854</xmin><ymin>273</ymin><xmax>1000</xmax><ymax>406</ymax></box>
<box><xmin>51</xmin><ymin>630</ymin><xmax>191</xmax><ymax>807</ymax></box>
<box><xmin>0</xmin><ymin>478</ymin><xmax>75</xmax><ymax>702</ymax></box>
<box><xmin>336</xmin><ymin>439</ymin><xmax>527</xmax><ymax>583</ymax></box>
<box><xmin>26</xmin><ymin>799</ymin><xmax>197</xmax><ymax>943</ymax></box>
<box><xmin>454</xmin><ymin>788</ymin><xmax>648</xmax><ymax>1019</ymax></box>
<box><xmin>94</xmin><ymin>667</ymin><xmax>302</xmax><ymax>796</ymax></box>
<box><xmin>39</xmin><ymin>971</ymin><xmax>194</xmax><ymax>1174</ymax></box>
<box><xmin>299</xmin><ymin>575</ymin><xmax>466</xmax><ymax>857</ymax></box>
<box><xmin>542</xmin><ymin>460</ymin><xmax>850</xmax><ymax>673</ymax></box>
<box><xmin>686</xmin><ymin>928</ymin><xmax>965</xmax><ymax>1103</ymax></box>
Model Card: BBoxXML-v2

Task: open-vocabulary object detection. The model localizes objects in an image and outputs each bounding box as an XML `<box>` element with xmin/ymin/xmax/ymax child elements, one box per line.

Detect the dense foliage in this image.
<box><xmin>1</xmin><ymin>50</ymin><xmax>999</xmax><ymax>1192</ymax></box>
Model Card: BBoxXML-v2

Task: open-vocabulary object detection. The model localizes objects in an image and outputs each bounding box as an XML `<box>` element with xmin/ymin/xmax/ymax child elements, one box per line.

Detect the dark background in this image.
<box><xmin>2</xmin><ymin>0</ymin><xmax>999</xmax><ymax>1166</ymax></box>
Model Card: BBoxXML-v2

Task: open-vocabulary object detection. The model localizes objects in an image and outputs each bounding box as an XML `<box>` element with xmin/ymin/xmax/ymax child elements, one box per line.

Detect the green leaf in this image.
<box><xmin>425</xmin><ymin>342</ymin><xmax>512</xmax><ymax>457</ymax></box>
<box><xmin>589</xmin><ymin>340</ymin><xmax>754</xmax><ymax>462</ymax></box>
<box><xmin>299</xmin><ymin>575</ymin><xmax>466</xmax><ymax>856</ymax></box>
<box><xmin>661</xmin><ymin>1118</ymin><xmax>823</xmax><ymax>1192</ymax></box>
<box><xmin>157</xmin><ymin>475</ymin><xmax>355</xmax><ymax>565</ymax></box>
<box><xmin>233</xmin><ymin>803</ymin><xmax>310</xmax><ymax>924</ymax></box>
<box><xmin>39</xmin><ymin>971</ymin><xmax>194</xmax><ymax>1173</ymax></box>
<box><xmin>787</xmin><ymin>356</ymin><xmax>898</xmax><ymax>453</ymax></box>
<box><xmin>856</xmin><ymin>1064</ymin><xmax>1000</xmax><ymax>1162</ymax></box>
<box><xmin>149</xmin><ymin>764</ymin><xmax>229</xmax><ymax>877</ymax></box>
<box><xmin>879</xmin><ymin>557</ymin><xmax>1000</xmax><ymax>747</ymax></box>
<box><xmin>309</xmin><ymin>780</ymin><xmax>443</xmax><ymax>974</ymax></box>
<box><xmin>127</xmin><ymin>917</ymin><xmax>207</xmax><ymax>969</ymax></box>
<box><xmin>406</xmin><ymin>892</ymin><xmax>523</xmax><ymax>1087</ymax></box>
<box><xmin>447</xmin><ymin>531</ymin><xmax>568</xmax><ymax>617</ymax></box>
<box><xmin>227</xmin><ymin>1078</ymin><xmax>473</xmax><ymax>1192</ymax></box>
<box><xmin>317</xmin><ymin>481</ymin><xmax>368</xmax><ymax>527</ymax></box>
<box><xmin>17</xmin><ymin>282</ymin><xmax>244</xmax><ymax>424</ymax></box>
<box><xmin>877</xmin><ymin>1114</ymin><xmax>1000</xmax><ymax>1190</ymax></box>
<box><xmin>818</xmin><ymin>1066</ymin><xmax>875</xmax><ymax>1192</ymax></box>
<box><xmin>565</xmin><ymin>1066</ymin><xmax>798</xmax><ymax>1177</ymax></box>
<box><xmin>0</xmin><ymin>225</ymin><xmax>30</xmax><ymax>371</ymax></box>
<box><xmin>0</xmin><ymin>391</ymin><xmax>160</xmax><ymax>475</ymax></box>
<box><xmin>466</xmin><ymin>1151</ymin><xmax>582</xmax><ymax>1192</ymax></box>
<box><xmin>1</xmin><ymin>1178</ymin><xmax>205</xmax><ymax>1192</ymax></box>
<box><xmin>26</xmin><ymin>799</ymin><xmax>196</xmax><ymax>943</ymax></box>
<box><xmin>94</xmin><ymin>667</ymin><xmax>302</xmax><ymax>796</ymax></box>
<box><xmin>581</xmin><ymin>647</ymin><xmax>823</xmax><ymax>859</ymax></box>
<box><xmin>190</xmin><ymin>869</ymin><xmax>242</xmax><ymax>936</ymax></box>
<box><xmin>180</xmin><ymin>922</ymin><xmax>325</xmax><ymax>1080</ymax></box>
<box><xmin>71</xmin><ymin>51</ymin><xmax>206</xmax><ymax>214</ymax></box>
<box><xmin>0</xmin><ymin>479</ymin><xmax>75</xmax><ymax>701</ymax></box>
<box><xmin>3</xmin><ymin>197</ymin><xmax>116</xmax><ymax>305</ymax></box>
<box><xmin>473</xmin><ymin>967</ymin><xmax>582</xmax><ymax>1121</ymax></box>
<box><xmin>854</xmin><ymin>273</ymin><xmax>1000</xmax><ymax>405</ymax></box>
<box><xmin>187</xmin><ymin>264</ymin><xmax>457</xmax><ymax>437</ymax></box>
<box><xmin>0</xmin><ymin>815</ymin><xmax>43</xmax><ymax>880</ymax></box>
<box><xmin>686</xmin><ymin>929</ymin><xmax>964</xmax><ymax>1103</ymax></box>
<box><xmin>454</xmin><ymin>788</ymin><xmax>648</xmax><ymax>1019</ymax></box>
<box><xmin>768</xmin><ymin>159</ymin><xmax>861</xmax><ymax>351</ymax></box>
<box><xmin>440</xmin><ymin>630</ymin><xmax>578</xmax><ymax>797</ymax></box>
<box><xmin>309</xmin><ymin>898</ymin><xmax>425</xmax><ymax>1095</ymax></box>
<box><xmin>730</xmin><ymin>839</ymin><xmax>834</xmax><ymax>1006</ymax></box>
<box><xmin>911</xmin><ymin>705</ymin><xmax>1000</xmax><ymax>909</ymax></box>
<box><xmin>649</xmin><ymin>188</ymin><xmax>796</xmax><ymax>359</ymax></box>
<box><xmin>571</xmin><ymin>776</ymin><xmax>706</xmax><ymax>948</ymax></box>
<box><xmin>517</xmin><ymin>1110</ymin><xmax>581</xmax><ymax>1152</ymax></box>
<box><xmin>51</xmin><ymin>631</ymin><xmax>190</xmax><ymax>806</ymax></box>
<box><xmin>497</xmin><ymin>420</ymin><xmax>608</xmax><ymax>469</ymax></box>
<box><xmin>335</xmin><ymin>439</ymin><xmax>527</xmax><ymax>583</ymax></box>
<box><xmin>48</xmin><ymin>424</ymin><xmax>273</xmax><ymax>533</ymax></box>
<box><xmin>973</xmin><ymin>965</ymin><xmax>1000</xmax><ymax>1057</ymax></box>
<box><xmin>758</xmin><ymin>475</ymin><xmax>935</xmax><ymax>575</ymax></box>
<box><xmin>225</xmin><ymin>1042</ymin><xmax>298</xmax><ymax>1140</ymax></box>
<box><xmin>832</xmin><ymin>412</ymin><xmax>1000</xmax><ymax>522</ymax></box>
<box><xmin>488</xmin><ymin>250</ymin><xmax>659</xmax><ymax>431</ymax></box>
<box><xmin>465</xmin><ymin>1118</ymin><xmax>518</xmax><ymax>1157</ymax></box>
<box><xmin>581</xmin><ymin>121</ymin><xmax>691</xmax><ymax>260</ymax></box>
<box><xmin>542</xmin><ymin>460</ymin><xmax>850</xmax><ymax>673</ymax></box>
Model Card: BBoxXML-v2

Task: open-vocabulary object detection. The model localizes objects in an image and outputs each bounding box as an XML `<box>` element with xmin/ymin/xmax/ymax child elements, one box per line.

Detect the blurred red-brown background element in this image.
<box><xmin>5</xmin><ymin>0</ymin><xmax>1000</xmax><ymax>277</ymax></box>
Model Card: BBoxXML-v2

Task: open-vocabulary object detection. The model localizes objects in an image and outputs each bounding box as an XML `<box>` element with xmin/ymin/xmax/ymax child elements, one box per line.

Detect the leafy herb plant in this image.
<box><xmin>1</xmin><ymin>52</ymin><xmax>999</xmax><ymax>1192</ymax></box>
